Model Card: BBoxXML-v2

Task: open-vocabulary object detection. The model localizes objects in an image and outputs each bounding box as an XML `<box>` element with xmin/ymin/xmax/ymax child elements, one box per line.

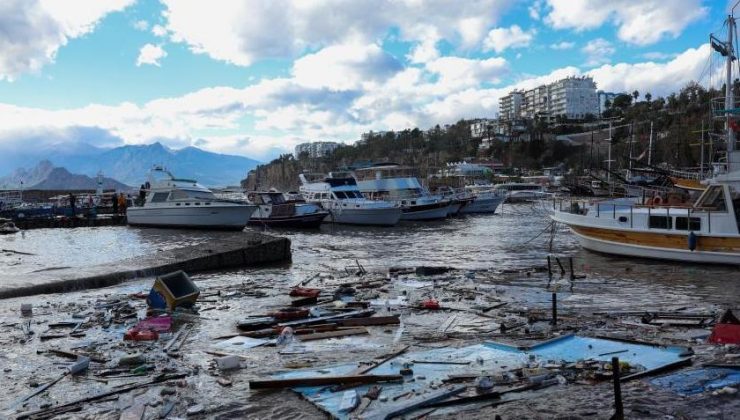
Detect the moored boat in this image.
<box><xmin>460</xmin><ymin>185</ymin><xmax>505</xmax><ymax>214</ymax></box>
<box><xmin>247</xmin><ymin>191</ymin><xmax>328</xmax><ymax>228</ymax></box>
<box><xmin>299</xmin><ymin>174</ymin><xmax>402</xmax><ymax>226</ymax></box>
<box><xmin>493</xmin><ymin>182</ymin><xmax>549</xmax><ymax>203</ymax></box>
<box><xmin>353</xmin><ymin>164</ymin><xmax>451</xmax><ymax>220</ymax></box>
<box><xmin>551</xmin><ymin>14</ymin><xmax>740</xmax><ymax>266</ymax></box>
<box><xmin>127</xmin><ymin>167</ymin><xmax>257</xmax><ymax>230</ymax></box>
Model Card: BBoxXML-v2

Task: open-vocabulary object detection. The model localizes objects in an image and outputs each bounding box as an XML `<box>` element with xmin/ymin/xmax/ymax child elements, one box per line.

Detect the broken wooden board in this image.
<box><xmin>249</xmin><ymin>374</ymin><xmax>403</xmax><ymax>390</ymax></box>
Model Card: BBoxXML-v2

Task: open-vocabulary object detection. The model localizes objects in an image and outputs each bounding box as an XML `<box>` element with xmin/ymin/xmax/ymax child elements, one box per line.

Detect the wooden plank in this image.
<box><xmin>357</xmin><ymin>345</ymin><xmax>410</xmax><ymax>375</ymax></box>
<box><xmin>248</xmin><ymin>374</ymin><xmax>403</xmax><ymax>390</ymax></box>
<box><xmin>336</xmin><ymin>315</ymin><xmax>400</xmax><ymax>327</ymax></box>
<box><xmin>278</xmin><ymin>309</ymin><xmax>375</xmax><ymax>328</ymax></box>
<box><xmin>297</xmin><ymin>328</ymin><xmax>368</xmax><ymax>342</ymax></box>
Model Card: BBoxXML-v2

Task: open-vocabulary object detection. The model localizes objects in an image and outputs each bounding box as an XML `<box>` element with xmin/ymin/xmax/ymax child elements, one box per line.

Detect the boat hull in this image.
<box><xmin>552</xmin><ymin>213</ymin><xmax>740</xmax><ymax>265</ymax></box>
<box><xmin>460</xmin><ymin>196</ymin><xmax>504</xmax><ymax>214</ymax></box>
<box><xmin>326</xmin><ymin>207</ymin><xmax>402</xmax><ymax>226</ymax></box>
<box><xmin>249</xmin><ymin>212</ymin><xmax>327</xmax><ymax>228</ymax></box>
<box><xmin>127</xmin><ymin>205</ymin><xmax>256</xmax><ymax>230</ymax></box>
<box><xmin>401</xmin><ymin>202</ymin><xmax>451</xmax><ymax>220</ymax></box>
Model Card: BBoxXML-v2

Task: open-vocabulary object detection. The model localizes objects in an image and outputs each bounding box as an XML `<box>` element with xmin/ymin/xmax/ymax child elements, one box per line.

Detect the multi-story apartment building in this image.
<box><xmin>500</xmin><ymin>76</ymin><xmax>599</xmax><ymax>123</ymax></box>
<box><xmin>548</xmin><ymin>76</ymin><xmax>598</xmax><ymax>120</ymax></box>
<box><xmin>294</xmin><ymin>141</ymin><xmax>341</xmax><ymax>158</ymax></box>
<box><xmin>499</xmin><ymin>90</ymin><xmax>524</xmax><ymax>121</ymax></box>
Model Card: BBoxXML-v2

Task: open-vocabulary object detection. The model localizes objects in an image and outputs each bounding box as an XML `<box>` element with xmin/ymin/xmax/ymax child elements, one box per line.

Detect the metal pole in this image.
<box><xmin>607</xmin><ymin>121</ymin><xmax>612</xmax><ymax>183</ymax></box>
<box><xmin>700</xmin><ymin>120</ymin><xmax>705</xmax><ymax>177</ymax></box>
<box><xmin>648</xmin><ymin>121</ymin><xmax>653</xmax><ymax>166</ymax></box>
<box><xmin>726</xmin><ymin>14</ymin><xmax>736</xmax><ymax>152</ymax></box>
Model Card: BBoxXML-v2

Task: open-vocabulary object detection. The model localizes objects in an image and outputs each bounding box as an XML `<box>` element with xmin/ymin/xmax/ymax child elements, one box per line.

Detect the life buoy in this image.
<box><xmin>653</xmin><ymin>196</ymin><xmax>663</xmax><ymax>206</ymax></box>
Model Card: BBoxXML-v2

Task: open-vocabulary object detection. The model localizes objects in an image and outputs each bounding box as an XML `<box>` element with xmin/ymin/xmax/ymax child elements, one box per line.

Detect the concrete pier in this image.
<box><xmin>11</xmin><ymin>215</ymin><xmax>127</xmax><ymax>230</ymax></box>
<box><xmin>0</xmin><ymin>231</ymin><xmax>291</xmax><ymax>299</ymax></box>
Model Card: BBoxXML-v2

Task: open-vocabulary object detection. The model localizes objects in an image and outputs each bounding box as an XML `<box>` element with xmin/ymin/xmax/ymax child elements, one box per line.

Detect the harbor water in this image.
<box><xmin>1</xmin><ymin>203</ymin><xmax>739</xmax><ymax>418</ymax></box>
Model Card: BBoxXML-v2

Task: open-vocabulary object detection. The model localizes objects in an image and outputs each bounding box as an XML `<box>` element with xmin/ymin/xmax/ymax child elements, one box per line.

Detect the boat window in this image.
<box><xmin>696</xmin><ymin>185</ymin><xmax>727</xmax><ymax>211</ymax></box>
<box><xmin>176</xmin><ymin>203</ymin><xmax>181</xmax><ymax>206</ymax></box>
<box><xmin>205</xmin><ymin>202</ymin><xmax>211</xmax><ymax>205</ymax></box>
<box><xmin>151</xmin><ymin>192</ymin><xmax>169</xmax><ymax>203</ymax></box>
<box><xmin>195</xmin><ymin>202</ymin><xmax>200</xmax><ymax>205</ymax></box>
<box><xmin>334</xmin><ymin>191</ymin><xmax>347</xmax><ymax>199</ymax></box>
<box><xmin>185</xmin><ymin>202</ymin><xmax>191</xmax><ymax>206</ymax></box>
<box><xmin>675</xmin><ymin>217</ymin><xmax>701</xmax><ymax>231</ymax></box>
<box><xmin>648</xmin><ymin>216</ymin><xmax>672</xmax><ymax>229</ymax></box>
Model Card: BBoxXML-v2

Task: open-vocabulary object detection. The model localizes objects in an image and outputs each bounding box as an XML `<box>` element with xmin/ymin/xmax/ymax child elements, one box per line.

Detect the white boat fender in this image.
<box><xmin>688</xmin><ymin>231</ymin><xmax>697</xmax><ymax>252</ymax></box>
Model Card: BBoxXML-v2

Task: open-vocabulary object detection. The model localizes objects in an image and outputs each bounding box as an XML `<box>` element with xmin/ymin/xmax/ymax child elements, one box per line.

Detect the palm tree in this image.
<box><xmin>632</xmin><ymin>90</ymin><xmax>639</xmax><ymax>103</ymax></box>
<box><xmin>645</xmin><ymin>92</ymin><xmax>652</xmax><ymax>103</ymax></box>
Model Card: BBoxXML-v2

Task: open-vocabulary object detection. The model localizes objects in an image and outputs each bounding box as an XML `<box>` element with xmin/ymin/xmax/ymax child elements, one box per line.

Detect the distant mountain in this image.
<box><xmin>0</xmin><ymin>161</ymin><xmax>130</xmax><ymax>190</ymax></box>
<box><xmin>0</xmin><ymin>142</ymin><xmax>260</xmax><ymax>187</ymax></box>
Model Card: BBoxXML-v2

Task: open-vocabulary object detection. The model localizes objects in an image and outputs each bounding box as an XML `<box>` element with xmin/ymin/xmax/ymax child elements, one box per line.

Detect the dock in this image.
<box><xmin>0</xmin><ymin>231</ymin><xmax>291</xmax><ymax>299</ymax></box>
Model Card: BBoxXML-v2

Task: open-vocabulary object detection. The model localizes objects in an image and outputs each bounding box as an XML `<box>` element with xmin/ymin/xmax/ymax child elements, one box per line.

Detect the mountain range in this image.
<box><xmin>0</xmin><ymin>160</ymin><xmax>131</xmax><ymax>190</ymax></box>
<box><xmin>0</xmin><ymin>142</ymin><xmax>260</xmax><ymax>187</ymax></box>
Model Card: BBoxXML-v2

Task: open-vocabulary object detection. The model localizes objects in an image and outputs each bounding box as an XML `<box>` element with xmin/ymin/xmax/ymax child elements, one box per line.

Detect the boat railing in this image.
<box><xmin>552</xmin><ymin>197</ymin><xmax>717</xmax><ymax>233</ymax></box>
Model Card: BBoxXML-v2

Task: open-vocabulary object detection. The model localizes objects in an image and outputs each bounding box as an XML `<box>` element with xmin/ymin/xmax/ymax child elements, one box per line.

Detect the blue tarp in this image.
<box><xmin>270</xmin><ymin>335</ymin><xmax>687</xmax><ymax>419</ymax></box>
<box><xmin>650</xmin><ymin>367</ymin><xmax>740</xmax><ymax>396</ymax></box>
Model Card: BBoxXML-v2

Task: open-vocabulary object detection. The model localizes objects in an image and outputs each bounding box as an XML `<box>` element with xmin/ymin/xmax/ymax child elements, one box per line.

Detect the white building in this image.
<box><xmin>294</xmin><ymin>141</ymin><xmax>341</xmax><ymax>158</ymax></box>
<box><xmin>548</xmin><ymin>76</ymin><xmax>598</xmax><ymax>120</ymax></box>
<box><xmin>504</xmin><ymin>76</ymin><xmax>599</xmax><ymax>122</ymax></box>
<box><xmin>470</xmin><ymin>119</ymin><xmax>495</xmax><ymax>139</ymax></box>
<box><xmin>499</xmin><ymin>90</ymin><xmax>524</xmax><ymax>121</ymax></box>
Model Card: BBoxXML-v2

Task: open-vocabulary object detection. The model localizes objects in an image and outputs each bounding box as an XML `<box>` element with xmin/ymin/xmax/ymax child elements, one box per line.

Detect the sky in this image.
<box><xmin>0</xmin><ymin>0</ymin><xmax>735</xmax><ymax>162</ymax></box>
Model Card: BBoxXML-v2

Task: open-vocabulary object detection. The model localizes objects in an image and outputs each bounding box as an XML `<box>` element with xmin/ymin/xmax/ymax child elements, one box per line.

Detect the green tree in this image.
<box><xmin>632</xmin><ymin>90</ymin><xmax>639</xmax><ymax>103</ymax></box>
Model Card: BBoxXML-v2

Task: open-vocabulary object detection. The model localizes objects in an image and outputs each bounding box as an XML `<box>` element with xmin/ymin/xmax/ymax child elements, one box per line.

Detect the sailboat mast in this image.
<box><xmin>726</xmin><ymin>14</ymin><xmax>736</xmax><ymax>153</ymax></box>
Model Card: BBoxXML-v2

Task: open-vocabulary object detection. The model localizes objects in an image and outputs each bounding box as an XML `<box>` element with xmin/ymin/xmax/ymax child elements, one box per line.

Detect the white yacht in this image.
<box><xmin>493</xmin><ymin>182</ymin><xmax>549</xmax><ymax>203</ymax></box>
<box><xmin>461</xmin><ymin>185</ymin><xmax>506</xmax><ymax>214</ymax></box>
<box><xmin>127</xmin><ymin>167</ymin><xmax>256</xmax><ymax>230</ymax></box>
<box><xmin>298</xmin><ymin>174</ymin><xmax>402</xmax><ymax>226</ymax></box>
<box><xmin>353</xmin><ymin>165</ymin><xmax>452</xmax><ymax>220</ymax></box>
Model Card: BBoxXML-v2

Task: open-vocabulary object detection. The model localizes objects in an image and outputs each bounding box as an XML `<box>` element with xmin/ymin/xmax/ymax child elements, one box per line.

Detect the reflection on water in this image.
<box><xmin>2</xmin><ymin>203</ymin><xmax>739</xmax><ymax>309</ymax></box>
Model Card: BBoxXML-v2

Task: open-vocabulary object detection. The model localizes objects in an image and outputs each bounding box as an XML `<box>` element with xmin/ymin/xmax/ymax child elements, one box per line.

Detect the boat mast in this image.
<box><xmin>726</xmin><ymin>13</ymin><xmax>736</xmax><ymax>154</ymax></box>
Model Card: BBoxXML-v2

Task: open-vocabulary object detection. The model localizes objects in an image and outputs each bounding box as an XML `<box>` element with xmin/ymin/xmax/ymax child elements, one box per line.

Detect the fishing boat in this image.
<box><xmin>551</xmin><ymin>14</ymin><xmax>740</xmax><ymax>265</ymax></box>
<box><xmin>127</xmin><ymin>167</ymin><xmax>257</xmax><ymax>230</ymax></box>
<box><xmin>247</xmin><ymin>191</ymin><xmax>328</xmax><ymax>228</ymax></box>
<box><xmin>298</xmin><ymin>173</ymin><xmax>402</xmax><ymax>226</ymax></box>
<box><xmin>353</xmin><ymin>164</ymin><xmax>452</xmax><ymax>220</ymax></box>
<box><xmin>493</xmin><ymin>182</ymin><xmax>549</xmax><ymax>203</ymax></box>
<box><xmin>461</xmin><ymin>185</ymin><xmax>506</xmax><ymax>214</ymax></box>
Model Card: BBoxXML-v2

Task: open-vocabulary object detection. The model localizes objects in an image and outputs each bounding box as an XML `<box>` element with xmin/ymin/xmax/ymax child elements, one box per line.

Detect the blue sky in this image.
<box><xmin>0</xmin><ymin>0</ymin><xmax>732</xmax><ymax>161</ymax></box>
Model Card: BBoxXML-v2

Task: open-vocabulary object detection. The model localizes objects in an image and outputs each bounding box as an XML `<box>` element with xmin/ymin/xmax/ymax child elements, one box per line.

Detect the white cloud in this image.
<box><xmin>151</xmin><ymin>24</ymin><xmax>167</xmax><ymax>37</ymax></box>
<box><xmin>136</xmin><ymin>44</ymin><xmax>167</xmax><ymax>67</ymax></box>
<box><xmin>528</xmin><ymin>1</ymin><xmax>544</xmax><ymax>20</ymax></box>
<box><xmin>292</xmin><ymin>43</ymin><xmax>402</xmax><ymax>90</ymax></box>
<box><xmin>582</xmin><ymin>38</ymin><xmax>615</xmax><ymax>67</ymax></box>
<box><xmin>159</xmin><ymin>0</ymin><xmax>516</xmax><ymax>66</ymax></box>
<box><xmin>0</xmin><ymin>43</ymin><xmax>711</xmax><ymax>161</ymax></box>
<box><xmin>0</xmin><ymin>0</ymin><xmax>134</xmax><ymax>81</ymax></box>
<box><xmin>544</xmin><ymin>0</ymin><xmax>707</xmax><ymax>45</ymax></box>
<box><xmin>133</xmin><ymin>19</ymin><xmax>149</xmax><ymax>31</ymax></box>
<box><xmin>483</xmin><ymin>25</ymin><xmax>536</xmax><ymax>53</ymax></box>
<box><xmin>550</xmin><ymin>41</ymin><xmax>575</xmax><ymax>50</ymax></box>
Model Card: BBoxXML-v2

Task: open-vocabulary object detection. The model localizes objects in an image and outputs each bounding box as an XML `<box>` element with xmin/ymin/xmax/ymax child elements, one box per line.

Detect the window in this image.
<box><xmin>334</xmin><ymin>191</ymin><xmax>347</xmax><ymax>199</ymax></box>
<box><xmin>151</xmin><ymin>192</ymin><xmax>169</xmax><ymax>203</ymax></box>
<box><xmin>675</xmin><ymin>217</ymin><xmax>701</xmax><ymax>231</ymax></box>
<box><xmin>696</xmin><ymin>185</ymin><xmax>727</xmax><ymax>211</ymax></box>
<box><xmin>649</xmin><ymin>216</ymin><xmax>672</xmax><ymax>229</ymax></box>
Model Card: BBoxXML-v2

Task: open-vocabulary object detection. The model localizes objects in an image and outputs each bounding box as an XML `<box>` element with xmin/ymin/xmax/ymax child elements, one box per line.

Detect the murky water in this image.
<box><xmin>2</xmin><ymin>203</ymin><xmax>739</xmax><ymax>309</ymax></box>
<box><xmin>1</xmin><ymin>203</ymin><xmax>739</xmax><ymax>418</ymax></box>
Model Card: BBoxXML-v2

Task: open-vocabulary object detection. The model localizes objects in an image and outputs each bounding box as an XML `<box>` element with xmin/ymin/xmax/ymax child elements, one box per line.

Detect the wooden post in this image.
<box><xmin>612</xmin><ymin>357</ymin><xmax>624</xmax><ymax>420</ymax></box>
<box><xmin>568</xmin><ymin>257</ymin><xmax>575</xmax><ymax>282</ymax></box>
<box><xmin>551</xmin><ymin>293</ymin><xmax>557</xmax><ymax>326</ymax></box>
<box><xmin>546</xmin><ymin>256</ymin><xmax>552</xmax><ymax>280</ymax></box>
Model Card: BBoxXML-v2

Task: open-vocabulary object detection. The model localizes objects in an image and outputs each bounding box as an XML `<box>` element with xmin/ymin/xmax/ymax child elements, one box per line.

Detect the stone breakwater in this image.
<box><xmin>0</xmin><ymin>231</ymin><xmax>291</xmax><ymax>299</ymax></box>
